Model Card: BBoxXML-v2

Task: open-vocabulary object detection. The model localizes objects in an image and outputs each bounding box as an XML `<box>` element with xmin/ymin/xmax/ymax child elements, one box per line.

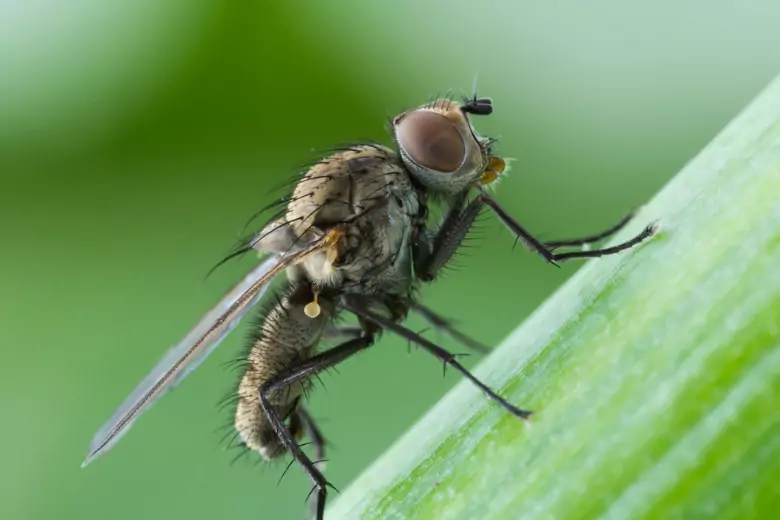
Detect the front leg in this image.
<box><xmin>544</xmin><ymin>211</ymin><xmax>635</xmax><ymax>249</ymax></box>
<box><xmin>415</xmin><ymin>191</ymin><xmax>555</xmax><ymax>280</ymax></box>
<box><xmin>482</xmin><ymin>194</ymin><xmax>657</xmax><ymax>262</ymax></box>
<box><xmin>414</xmin><ymin>191</ymin><xmax>487</xmax><ymax>281</ymax></box>
<box><xmin>416</xmin><ymin>191</ymin><xmax>655</xmax><ymax>280</ymax></box>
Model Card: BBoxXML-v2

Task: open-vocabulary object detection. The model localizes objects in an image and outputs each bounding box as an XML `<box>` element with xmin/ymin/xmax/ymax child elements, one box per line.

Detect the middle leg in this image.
<box><xmin>340</xmin><ymin>299</ymin><xmax>531</xmax><ymax>420</ymax></box>
<box><xmin>411</xmin><ymin>302</ymin><xmax>490</xmax><ymax>354</ymax></box>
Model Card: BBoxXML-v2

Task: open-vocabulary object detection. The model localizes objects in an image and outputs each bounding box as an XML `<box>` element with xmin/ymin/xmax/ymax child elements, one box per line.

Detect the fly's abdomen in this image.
<box><xmin>235</xmin><ymin>282</ymin><xmax>332</xmax><ymax>460</ymax></box>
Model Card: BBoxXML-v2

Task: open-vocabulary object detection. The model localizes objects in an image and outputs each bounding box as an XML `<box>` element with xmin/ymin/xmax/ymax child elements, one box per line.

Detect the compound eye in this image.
<box><xmin>395</xmin><ymin>111</ymin><xmax>465</xmax><ymax>173</ymax></box>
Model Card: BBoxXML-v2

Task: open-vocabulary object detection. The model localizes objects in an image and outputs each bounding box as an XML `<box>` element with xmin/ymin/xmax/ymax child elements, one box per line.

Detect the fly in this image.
<box><xmin>82</xmin><ymin>93</ymin><xmax>656</xmax><ymax>519</ymax></box>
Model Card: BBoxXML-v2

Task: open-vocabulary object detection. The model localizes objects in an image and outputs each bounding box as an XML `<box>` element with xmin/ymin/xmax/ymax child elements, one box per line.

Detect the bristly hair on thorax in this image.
<box><xmin>206</xmin><ymin>141</ymin><xmax>394</xmax><ymax>279</ymax></box>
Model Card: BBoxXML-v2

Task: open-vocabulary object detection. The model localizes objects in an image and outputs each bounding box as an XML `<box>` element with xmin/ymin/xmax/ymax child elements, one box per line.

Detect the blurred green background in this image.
<box><xmin>1</xmin><ymin>2</ymin><xmax>779</xmax><ymax>519</ymax></box>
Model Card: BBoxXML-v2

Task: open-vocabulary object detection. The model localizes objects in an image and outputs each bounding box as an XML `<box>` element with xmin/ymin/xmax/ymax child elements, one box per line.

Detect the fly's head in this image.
<box><xmin>392</xmin><ymin>95</ymin><xmax>506</xmax><ymax>195</ymax></box>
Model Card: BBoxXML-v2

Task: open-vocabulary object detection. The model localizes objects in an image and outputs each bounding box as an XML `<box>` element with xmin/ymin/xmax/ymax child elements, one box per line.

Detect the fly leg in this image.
<box><xmin>290</xmin><ymin>407</ymin><xmax>328</xmax><ymax>520</ymax></box>
<box><xmin>479</xmin><ymin>193</ymin><xmax>656</xmax><ymax>264</ymax></box>
<box><xmin>259</xmin><ymin>333</ymin><xmax>376</xmax><ymax>520</ymax></box>
<box><xmin>295</xmin><ymin>408</ymin><xmax>327</xmax><ymax>469</ymax></box>
<box><xmin>543</xmin><ymin>210</ymin><xmax>635</xmax><ymax>249</ymax></box>
<box><xmin>411</xmin><ymin>303</ymin><xmax>490</xmax><ymax>354</ymax></box>
<box><xmin>414</xmin><ymin>191</ymin><xmax>471</xmax><ymax>281</ymax></box>
<box><xmin>340</xmin><ymin>299</ymin><xmax>531</xmax><ymax>419</ymax></box>
<box><xmin>415</xmin><ymin>191</ymin><xmax>654</xmax><ymax>275</ymax></box>
<box><xmin>321</xmin><ymin>324</ymin><xmax>364</xmax><ymax>342</ymax></box>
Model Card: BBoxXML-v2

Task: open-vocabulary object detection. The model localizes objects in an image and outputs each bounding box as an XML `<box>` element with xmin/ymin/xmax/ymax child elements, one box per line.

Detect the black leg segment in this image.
<box><xmin>543</xmin><ymin>210</ymin><xmax>636</xmax><ymax>248</ymax></box>
<box><xmin>411</xmin><ymin>303</ymin><xmax>490</xmax><ymax>354</ymax></box>
<box><xmin>416</xmin><ymin>190</ymin><xmax>655</xmax><ymax>277</ymax></box>
<box><xmin>415</xmin><ymin>189</ymin><xmax>556</xmax><ymax>278</ymax></box>
<box><xmin>295</xmin><ymin>407</ymin><xmax>327</xmax><ymax>467</ymax></box>
<box><xmin>290</xmin><ymin>407</ymin><xmax>328</xmax><ymax>520</ymax></box>
<box><xmin>321</xmin><ymin>324</ymin><xmax>364</xmax><ymax>342</ymax></box>
<box><xmin>259</xmin><ymin>334</ymin><xmax>375</xmax><ymax>520</ymax></box>
<box><xmin>414</xmin><ymin>191</ymin><xmax>471</xmax><ymax>281</ymax></box>
<box><xmin>546</xmin><ymin>222</ymin><xmax>657</xmax><ymax>261</ymax></box>
<box><xmin>480</xmin><ymin>192</ymin><xmax>655</xmax><ymax>263</ymax></box>
<box><xmin>340</xmin><ymin>299</ymin><xmax>531</xmax><ymax>420</ymax></box>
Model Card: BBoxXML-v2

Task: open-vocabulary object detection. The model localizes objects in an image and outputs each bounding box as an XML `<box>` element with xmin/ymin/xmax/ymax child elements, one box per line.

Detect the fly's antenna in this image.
<box><xmin>461</xmin><ymin>72</ymin><xmax>492</xmax><ymax>116</ymax></box>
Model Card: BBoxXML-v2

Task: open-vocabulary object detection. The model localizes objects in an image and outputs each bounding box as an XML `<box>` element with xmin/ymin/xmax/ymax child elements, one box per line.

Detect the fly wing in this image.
<box><xmin>83</xmin><ymin>231</ymin><xmax>334</xmax><ymax>467</ymax></box>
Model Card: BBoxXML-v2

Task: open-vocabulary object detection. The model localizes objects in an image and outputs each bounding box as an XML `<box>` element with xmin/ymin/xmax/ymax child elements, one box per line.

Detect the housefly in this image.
<box><xmin>83</xmin><ymin>94</ymin><xmax>655</xmax><ymax>519</ymax></box>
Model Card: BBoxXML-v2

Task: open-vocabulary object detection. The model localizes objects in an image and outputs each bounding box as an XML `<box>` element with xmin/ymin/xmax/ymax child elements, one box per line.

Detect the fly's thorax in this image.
<box><xmin>251</xmin><ymin>145</ymin><xmax>400</xmax><ymax>254</ymax></box>
<box><xmin>336</xmin><ymin>189</ymin><xmax>420</xmax><ymax>297</ymax></box>
<box><xmin>234</xmin><ymin>283</ymin><xmax>334</xmax><ymax>460</ymax></box>
<box><xmin>285</xmin><ymin>145</ymin><xmax>406</xmax><ymax>235</ymax></box>
<box><xmin>254</xmin><ymin>144</ymin><xmax>421</xmax><ymax>296</ymax></box>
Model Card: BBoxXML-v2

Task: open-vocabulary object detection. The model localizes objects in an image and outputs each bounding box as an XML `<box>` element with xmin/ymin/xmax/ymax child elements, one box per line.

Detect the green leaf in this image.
<box><xmin>328</xmin><ymin>75</ymin><xmax>780</xmax><ymax>520</ymax></box>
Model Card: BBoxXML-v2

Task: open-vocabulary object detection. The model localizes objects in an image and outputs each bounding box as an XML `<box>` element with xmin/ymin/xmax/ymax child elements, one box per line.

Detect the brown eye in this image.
<box><xmin>395</xmin><ymin>111</ymin><xmax>465</xmax><ymax>173</ymax></box>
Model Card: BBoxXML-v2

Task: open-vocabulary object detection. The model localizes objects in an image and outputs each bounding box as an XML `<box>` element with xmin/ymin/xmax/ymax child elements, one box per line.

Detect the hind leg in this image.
<box><xmin>260</xmin><ymin>333</ymin><xmax>377</xmax><ymax>520</ymax></box>
<box><xmin>290</xmin><ymin>408</ymin><xmax>328</xmax><ymax>519</ymax></box>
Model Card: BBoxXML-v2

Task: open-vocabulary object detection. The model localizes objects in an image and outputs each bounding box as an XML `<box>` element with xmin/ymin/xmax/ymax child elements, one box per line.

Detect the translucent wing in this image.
<box><xmin>83</xmin><ymin>232</ymin><xmax>334</xmax><ymax>467</ymax></box>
